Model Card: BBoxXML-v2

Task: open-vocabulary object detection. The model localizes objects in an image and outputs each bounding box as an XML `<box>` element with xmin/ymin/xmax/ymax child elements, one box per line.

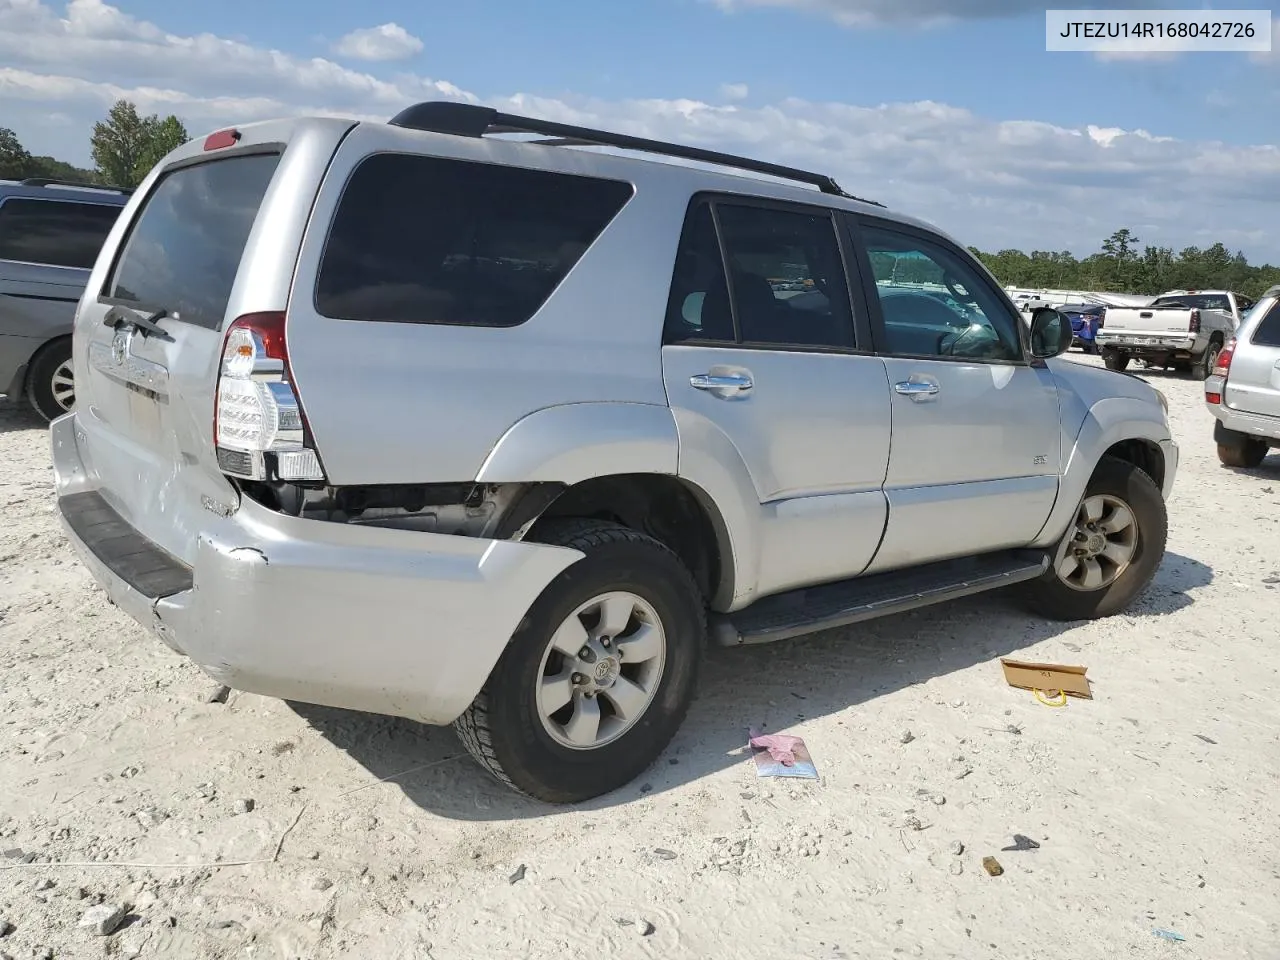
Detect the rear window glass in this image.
<box><xmin>314</xmin><ymin>153</ymin><xmax>634</xmax><ymax>327</ymax></box>
<box><xmin>1252</xmin><ymin>301</ymin><xmax>1280</xmax><ymax>347</ymax></box>
<box><xmin>105</xmin><ymin>153</ymin><xmax>281</xmax><ymax>330</ymax></box>
<box><xmin>0</xmin><ymin>198</ymin><xmax>121</xmax><ymax>269</ymax></box>
<box><xmin>1151</xmin><ymin>294</ymin><xmax>1232</xmax><ymax>311</ymax></box>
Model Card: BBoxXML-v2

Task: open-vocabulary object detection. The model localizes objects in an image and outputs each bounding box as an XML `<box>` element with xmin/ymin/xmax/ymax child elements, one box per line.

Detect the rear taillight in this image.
<box><xmin>1205</xmin><ymin>338</ymin><xmax>1235</xmax><ymax>405</ymax></box>
<box><xmin>214</xmin><ymin>312</ymin><xmax>325</xmax><ymax>482</ymax></box>
<box><xmin>1188</xmin><ymin>309</ymin><xmax>1201</xmax><ymax>334</ymax></box>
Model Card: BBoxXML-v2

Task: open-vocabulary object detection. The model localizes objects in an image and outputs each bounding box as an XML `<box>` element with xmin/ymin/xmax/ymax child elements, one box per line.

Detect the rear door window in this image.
<box><xmin>314</xmin><ymin>153</ymin><xmax>634</xmax><ymax>327</ymax></box>
<box><xmin>105</xmin><ymin>153</ymin><xmax>282</xmax><ymax>330</ymax></box>
<box><xmin>0</xmin><ymin>198</ymin><xmax>122</xmax><ymax>269</ymax></box>
<box><xmin>663</xmin><ymin>197</ymin><xmax>857</xmax><ymax>350</ymax></box>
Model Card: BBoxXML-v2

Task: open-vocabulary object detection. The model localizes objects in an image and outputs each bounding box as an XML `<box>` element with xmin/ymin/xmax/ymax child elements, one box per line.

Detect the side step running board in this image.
<box><xmin>711</xmin><ymin>550</ymin><xmax>1050</xmax><ymax>647</ymax></box>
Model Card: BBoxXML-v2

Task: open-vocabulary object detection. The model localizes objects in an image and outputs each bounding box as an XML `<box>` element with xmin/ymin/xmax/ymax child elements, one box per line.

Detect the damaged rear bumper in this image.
<box><xmin>50</xmin><ymin>413</ymin><xmax>582</xmax><ymax>725</ymax></box>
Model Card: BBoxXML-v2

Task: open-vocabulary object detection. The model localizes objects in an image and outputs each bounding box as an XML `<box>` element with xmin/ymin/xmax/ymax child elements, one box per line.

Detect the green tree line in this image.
<box><xmin>2</xmin><ymin>99</ymin><xmax>188</xmax><ymax>189</ymax></box>
<box><xmin>969</xmin><ymin>228</ymin><xmax>1280</xmax><ymax>300</ymax></box>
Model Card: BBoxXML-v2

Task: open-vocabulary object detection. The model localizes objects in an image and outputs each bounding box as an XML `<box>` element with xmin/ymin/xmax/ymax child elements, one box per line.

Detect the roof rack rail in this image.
<box><xmin>20</xmin><ymin>178</ymin><xmax>132</xmax><ymax>195</ymax></box>
<box><xmin>387</xmin><ymin>101</ymin><xmax>883</xmax><ymax>207</ymax></box>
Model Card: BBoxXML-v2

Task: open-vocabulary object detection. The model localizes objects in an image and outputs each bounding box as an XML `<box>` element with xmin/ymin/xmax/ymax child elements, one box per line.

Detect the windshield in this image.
<box><xmin>1151</xmin><ymin>294</ymin><xmax>1232</xmax><ymax>311</ymax></box>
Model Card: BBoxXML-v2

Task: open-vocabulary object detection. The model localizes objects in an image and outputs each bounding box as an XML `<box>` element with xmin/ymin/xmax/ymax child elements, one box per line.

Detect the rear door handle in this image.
<box><xmin>894</xmin><ymin>380</ymin><xmax>940</xmax><ymax>400</ymax></box>
<box><xmin>691</xmin><ymin>373</ymin><xmax>753</xmax><ymax>393</ymax></box>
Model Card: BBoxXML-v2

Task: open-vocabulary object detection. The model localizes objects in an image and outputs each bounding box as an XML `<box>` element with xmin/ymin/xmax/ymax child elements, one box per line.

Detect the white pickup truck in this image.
<box><xmin>1096</xmin><ymin>289</ymin><xmax>1255</xmax><ymax>379</ymax></box>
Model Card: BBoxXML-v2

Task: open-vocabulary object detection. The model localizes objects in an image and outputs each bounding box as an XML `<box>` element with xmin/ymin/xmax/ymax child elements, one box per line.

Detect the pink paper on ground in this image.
<box><xmin>748</xmin><ymin>733</ymin><xmax>805</xmax><ymax>766</ymax></box>
<box><xmin>746</xmin><ymin>727</ymin><xmax>819</xmax><ymax>779</ymax></box>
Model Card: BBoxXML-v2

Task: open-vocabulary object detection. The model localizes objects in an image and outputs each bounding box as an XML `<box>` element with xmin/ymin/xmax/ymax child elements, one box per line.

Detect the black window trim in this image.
<box><xmin>0</xmin><ymin>194</ymin><xmax>125</xmax><ymax>272</ymax></box>
<box><xmin>311</xmin><ymin>148</ymin><xmax>637</xmax><ymax>329</ymax></box>
<box><xmin>663</xmin><ymin>190</ymin><xmax>871</xmax><ymax>356</ymax></box>
<box><xmin>844</xmin><ymin>213</ymin><xmax>1033</xmax><ymax>367</ymax></box>
<box><xmin>96</xmin><ymin>145</ymin><xmax>286</xmax><ymax>330</ymax></box>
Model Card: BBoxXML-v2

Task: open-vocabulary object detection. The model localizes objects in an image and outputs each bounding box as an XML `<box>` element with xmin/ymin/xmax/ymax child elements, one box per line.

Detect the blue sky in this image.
<box><xmin>2</xmin><ymin>0</ymin><xmax>1279</xmax><ymax>261</ymax></box>
<box><xmin>115</xmin><ymin>0</ymin><xmax>1272</xmax><ymax>145</ymax></box>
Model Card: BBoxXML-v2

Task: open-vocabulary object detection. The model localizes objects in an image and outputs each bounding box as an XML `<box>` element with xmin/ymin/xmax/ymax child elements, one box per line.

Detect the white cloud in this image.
<box><xmin>3</xmin><ymin>0</ymin><xmax>1280</xmax><ymax>261</ymax></box>
<box><xmin>709</xmin><ymin>0</ymin><xmax>1170</xmax><ymax>27</ymax></box>
<box><xmin>332</xmin><ymin>23</ymin><xmax>423</xmax><ymax>62</ymax></box>
<box><xmin>719</xmin><ymin>82</ymin><xmax>749</xmax><ymax>101</ymax></box>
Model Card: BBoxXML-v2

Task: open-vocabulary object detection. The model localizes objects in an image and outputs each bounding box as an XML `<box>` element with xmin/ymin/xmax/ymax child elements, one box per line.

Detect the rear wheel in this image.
<box><xmin>453</xmin><ymin>519</ymin><xmax>704</xmax><ymax>803</ymax></box>
<box><xmin>25</xmin><ymin>338</ymin><xmax>75</xmax><ymax>422</ymax></box>
<box><xmin>1217</xmin><ymin>435</ymin><xmax>1269</xmax><ymax>468</ymax></box>
<box><xmin>1197</xmin><ymin>340</ymin><xmax>1222</xmax><ymax>381</ymax></box>
<box><xmin>1020</xmin><ymin>457</ymin><xmax>1166</xmax><ymax>621</ymax></box>
<box><xmin>1103</xmin><ymin>351</ymin><xmax>1130</xmax><ymax>372</ymax></box>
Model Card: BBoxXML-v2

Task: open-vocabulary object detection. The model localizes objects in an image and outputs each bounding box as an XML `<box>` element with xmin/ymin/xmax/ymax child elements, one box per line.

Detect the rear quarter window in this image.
<box><xmin>314</xmin><ymin>153</ymin><xmax>635</xmax><ymax>327</ymax></box>
<box><xmin>1251</xmin><ymin>301</ymin><xmax>1280</xmax><ymax>347</ymax></box>
<box><xmin>0</xmin><ymin>198</ymin><xmax>122</xmax><ymax>269</ymax></box>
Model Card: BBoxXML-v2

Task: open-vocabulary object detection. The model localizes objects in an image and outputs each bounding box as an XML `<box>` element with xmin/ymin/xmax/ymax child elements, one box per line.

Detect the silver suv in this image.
<box><xmin>52</xmin><ymin>103</ymin><xmax>1179</xmax><ymax>803</ymax></box>
<box><xmin>0</xmin><ymin>178</ymin><xmax>130</xmax><ymax>419</ymax></box>
<box><xmin>1205</xmin><ymin>284</ymin><xmax>1280</xmax><ymax>467</ymax></box>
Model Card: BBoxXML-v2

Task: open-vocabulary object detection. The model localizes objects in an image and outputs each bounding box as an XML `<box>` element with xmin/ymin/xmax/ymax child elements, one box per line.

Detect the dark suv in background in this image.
<box><xmin>0</xmin><ymin>178</ymin><xmax>130</xmax><ymax>420</ymax></box>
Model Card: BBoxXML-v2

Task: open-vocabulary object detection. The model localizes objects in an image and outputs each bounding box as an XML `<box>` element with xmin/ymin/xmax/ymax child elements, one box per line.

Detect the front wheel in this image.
<box><xmin>1020</xmin><ymin>457</ymin><xmax>1167</xmax><ymax>621</ymax></box>
<box><xmin>453</xmin><ymin>519</ymin><xmax>704</xmax><ymax>803</ymax></box>
<box><xmin>1103</xmin><ymin>351</ymin><xmax>1130</xmax><ymax>372</ymax></box>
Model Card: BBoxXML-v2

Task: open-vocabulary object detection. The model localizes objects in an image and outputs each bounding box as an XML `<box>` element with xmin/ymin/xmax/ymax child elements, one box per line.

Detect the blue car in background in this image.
<box><xmin>1057</xmin><ymin>302</ymin><xmax>1106</xmax><ymax>353</ymax></box>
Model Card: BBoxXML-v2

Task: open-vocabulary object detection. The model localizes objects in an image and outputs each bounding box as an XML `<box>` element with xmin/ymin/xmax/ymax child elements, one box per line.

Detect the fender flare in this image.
<box><xmin>475</xmin><ymin>402</ymin><xmax>761</xmax><ymax>613</ymax></box>
<box><xmin>667</xmin><ymin>407</ymin><xmax>762</xmax><ymax>611</ymax></box>
<box><xmin>1032</xmin><ymin>396</ymin><xmax>1173</xmax><ymax>548</ymax></box>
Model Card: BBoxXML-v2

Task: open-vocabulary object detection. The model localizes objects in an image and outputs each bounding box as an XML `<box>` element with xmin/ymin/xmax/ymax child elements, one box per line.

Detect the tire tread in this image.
<box><xmin>452</xmin><ymin>518</ymin><xmax>704</xmax><ymax>800</ymax></box>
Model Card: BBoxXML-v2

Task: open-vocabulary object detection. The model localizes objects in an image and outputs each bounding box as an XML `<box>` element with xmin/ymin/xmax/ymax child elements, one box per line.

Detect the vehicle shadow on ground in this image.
<box><xmin>0</xmin><ymin>398</ymin><xmax>46</xmax><ymax>435</ymax></box>
<box><xmin>293</xmin><ymin>551</ymin><xmax>1212</xmax><ymax>821</ymax></box>
<box><xmin>1222</xmin><ymin>454</ymin><xmax>1280</xmax><ymax>479</ymax></box>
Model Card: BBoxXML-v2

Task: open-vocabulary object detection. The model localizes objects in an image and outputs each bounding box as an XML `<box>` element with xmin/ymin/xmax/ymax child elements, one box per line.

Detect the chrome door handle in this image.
<box><xmin>690</xmin><ymin>373</ymin><xmax>753</xmax><ymax>393</ymax></box>
<box><xmin>894</xmin><ymin>380</ymin><xmax>939</xmax><ymax>399</ymax></box>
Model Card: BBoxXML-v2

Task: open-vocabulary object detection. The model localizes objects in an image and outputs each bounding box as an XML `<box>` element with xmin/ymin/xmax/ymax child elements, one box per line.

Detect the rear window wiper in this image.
<box><xmin>104</xmin><ymin>306</ymin><xmax>175</xmax><ymax>342</ymax></box>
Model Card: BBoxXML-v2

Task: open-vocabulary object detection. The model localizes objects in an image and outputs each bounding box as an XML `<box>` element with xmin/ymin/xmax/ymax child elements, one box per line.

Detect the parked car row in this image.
<box><xmin>0</xmin><ymin>178</ymin><xmax>131</xmax><ymax>419</ymax></box>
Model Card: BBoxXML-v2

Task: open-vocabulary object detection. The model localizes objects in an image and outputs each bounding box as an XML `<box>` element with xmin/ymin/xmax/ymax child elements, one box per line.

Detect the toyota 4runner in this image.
<box><xmin>52</xmin><ymin>103</ymin><xmax>1179</xmax><ymax>803</ymax></box>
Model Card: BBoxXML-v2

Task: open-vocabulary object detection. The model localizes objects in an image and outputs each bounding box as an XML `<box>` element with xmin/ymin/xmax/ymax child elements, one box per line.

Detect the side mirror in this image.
<box><xmin>1029</xmin><ymin>307</ymin><xmax>1073</xmax><ymax>359</ymax></box>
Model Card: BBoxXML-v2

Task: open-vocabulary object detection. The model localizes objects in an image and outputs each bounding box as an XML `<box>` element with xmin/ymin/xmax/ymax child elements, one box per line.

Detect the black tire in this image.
<box><xmin>1196</xmin><ymin>340</ymin><xmax>1223</xmax><ymax>381</ymax></box>
<box><xmin>25</xmin><ymin>338</ymin><xmax>75</xmax><ymax>422</ymax></box>
<box><xmin>1103</xmin><ymin>351</ymin><xmax>1130</xmax><ymax>372</ymax></box>
<box><xmin>1020</xmin><ymin>456</ymin><xmax>1167</xmax><ymax>621</ymax></box>
<box><xmin>1217</xmin><ymin>437</ymin><xmax>1268</xmax><ymax>469</ymax></box>
<box><xmin>453</xmin><ymin>519</ymin><xmax>705</xmax><ymax>803</ymax></box>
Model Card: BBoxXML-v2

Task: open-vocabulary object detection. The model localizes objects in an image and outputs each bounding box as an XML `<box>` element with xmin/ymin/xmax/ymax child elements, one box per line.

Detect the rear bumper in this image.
<box><xmin>50</xmin><ymin>412</ymin><xmax>582</xmax><ymax>725</ymax></box>
<box><xmin>1206</xmin><ymin>394</ymin><xmax>1280</xmax><ymax>444</ymax></box>
<box><xmin>1095</xmin><ymin>331</ymin><xmax>1199</xmax><ymax>356</ymax></box>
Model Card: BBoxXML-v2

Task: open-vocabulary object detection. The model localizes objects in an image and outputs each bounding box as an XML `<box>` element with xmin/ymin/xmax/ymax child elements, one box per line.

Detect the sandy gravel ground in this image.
<box><xmin>1</xmin><ymin>355</ymin><xmax>1278</xmax><ymax>960</ymax></box>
